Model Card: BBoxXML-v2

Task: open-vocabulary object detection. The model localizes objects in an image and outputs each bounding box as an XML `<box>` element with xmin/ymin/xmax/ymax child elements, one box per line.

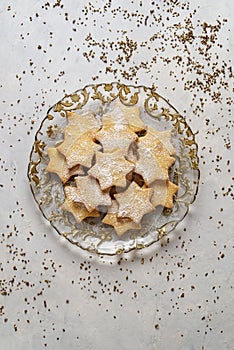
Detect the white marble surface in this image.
<box><xmin>0</xmin><ymin>1</ymin><xmax>233</xmax><ymax>349</ymax></box>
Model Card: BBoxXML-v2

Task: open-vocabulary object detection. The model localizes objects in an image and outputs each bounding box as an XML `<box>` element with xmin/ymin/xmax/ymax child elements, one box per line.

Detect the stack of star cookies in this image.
<box><xmin>46</xmin><ymin>101</ymin><xmax>178</xmax><ymax>236</ymax></box>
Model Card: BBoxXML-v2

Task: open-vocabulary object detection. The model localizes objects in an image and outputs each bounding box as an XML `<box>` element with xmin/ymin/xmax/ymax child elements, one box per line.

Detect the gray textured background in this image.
<box><xmin>0</xmin><ymin>1</ymin><xmax>233</xmax><ymax>349</ymax></box>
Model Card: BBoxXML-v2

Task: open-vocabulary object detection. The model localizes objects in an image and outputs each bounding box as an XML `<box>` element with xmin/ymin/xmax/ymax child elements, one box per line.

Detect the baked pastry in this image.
<box><xmin>46</xmin><ymin>100</ymin><xmax>178</xmax><ymax>236</ymax></box>
<box><xmin>46</xmin><ymin>147</ymin><xmax>84</xmax><ymax>183</ymax></box>
<box><xmin>88</xmin><ymin>150</ymin><xmax>134</xmax><ymax>190</ymax></box>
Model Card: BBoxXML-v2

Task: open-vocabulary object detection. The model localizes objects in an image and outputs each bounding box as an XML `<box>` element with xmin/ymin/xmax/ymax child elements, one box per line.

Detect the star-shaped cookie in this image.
<box><xmin>46</xmin><ymin>147</ymin><xmax>84</xmax><ymax>183</ymax></box>
<box><xmin>102</xmin><ymin>200</ymin><xmax>141</xmax><ymax>236</ymax></box>
<box><xmin>149</xmin><ymin>127</ymin><xmax>176</xmax><ymax>155</ymax></box>
<box><xmin>115</xmin><ymin>181</ymin><xmax>154</xmax><ymax>224</ymax></box>
<box><xmin>64</xmin><ymin>131</ymin><xmax>101</xmax><ymax>169</ymax></box>
<box><xmin>58</xmin><ymin>111</ymin><xmax>101</xmax><ymax>155</ymax></box>
<box><xmin>137</xmin><ymin>129</ymin><xmax>175</xmax><ymax>170</ymax></box>
<box><xmin>62</xmin><ymin>196</ymin><xmax>100</xmax><ymax>224</ymax></box>
<box><xmin>134</xmin><ymin>148</ymin><xmax>169</xmax><ymax>185</ymax></box>
<box><xmin>95</xmin><ymin>121</ymin><xmax>137</xmax><ymax>154</ymax></box>
<box><xmin>64</xmin><ymin>186</ymin><xmax>83</xmax><ymax>203</ymax></box>
<box><xmin>74</xmin><ymin>175</ymin><xmax>111</xmax><ymax>211</ymax></box>
<box><xmin>88</xmin><ymin>150</ymin><xmax>135</xmax><ymax>190</ymax></box>
<box><xmin>103</xmin><ymin>100</ymin><xmax>146</xmax><ymax>132</ymax></box>
<box><xmin>150</xmin><ymin>180</ymin><xmax>178</xmax><ymax>208</ymax></box>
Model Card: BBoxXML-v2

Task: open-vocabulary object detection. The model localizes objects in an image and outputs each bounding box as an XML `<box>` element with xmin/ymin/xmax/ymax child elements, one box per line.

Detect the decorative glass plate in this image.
<box><xmin>27</xmin><ymin>82</ymin><xmax>200</xmax><ymax>255</ymax></box>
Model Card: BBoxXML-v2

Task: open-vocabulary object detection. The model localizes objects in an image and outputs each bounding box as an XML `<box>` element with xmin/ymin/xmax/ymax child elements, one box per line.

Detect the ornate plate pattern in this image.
<box><xmin>28</xmin><ymin>83</ymin><xmax>200</xmax><ymax>255</ymax></box>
